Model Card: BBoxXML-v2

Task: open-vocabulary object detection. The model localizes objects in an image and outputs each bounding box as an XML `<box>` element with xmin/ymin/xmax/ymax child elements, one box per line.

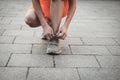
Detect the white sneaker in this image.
<box><xmin>46</xmin><ymin>38</ymin><xmax>62</xmax><ymax>55</ymax></box>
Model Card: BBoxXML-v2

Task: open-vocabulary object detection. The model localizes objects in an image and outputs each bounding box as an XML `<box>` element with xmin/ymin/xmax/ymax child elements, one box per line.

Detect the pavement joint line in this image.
<box><xmin>6</xmin><ymin>66</ymin><xmax>55</xmax><ymax>68</ymax></box>
<box><xmin>53</xmin><ymin>55</ymin><xmax>56</xmax><ymax>68</ymax></box>
<box><xmin>68</xmin><ymin>44</ymin><xmax>73</xmax><ymax>54</ymax></box>
<box><xmin>12</xmin><ymin>36</ymin><xmax>16</xmax><ymax>44</ymax></box>
<box><xmin>95</xmin><ymin>37</ymin><xmax>120</xmax><ymax>38</ymax></box>
<box><xmin>12</xmin><ymin>53</ymin><xmax>31</xmax><ymax>54</ymax></box>
<box><xmin>0</xmin><ymin>43</ymin><xmax>33</xmax><ymax>45</ymax></box>
<box><xmin>26</xmin><ymin>67</ymin><xmax>30</xmax><ymax>80</ymax></box>
<box><xmin>4</xmin><ymin>53</ymin><xmax>120</xmax><ymax>56</ymax></box>
<box><xmin>5</xmin><ymin>53</ymin><xmax>13</xmax><ymax>67</ymax></box>
<box><xmin>70</xmin><ymin>44</ymin><xmax>120</xmax><ymax>46</ymax></box>
<box><xmin>52</xmin><ymin>66</ymin><xmax>100</xmax><ymax>68</ymax></box>
<box><xmin>94</xmin><ymin>56</ymin><xmax>102</xmax><ymax>68</ymax></box>
<box><xmin>5</xmin><ymin>66</ymin><xmax>101</xmax><ymax>68</ymax></box>
<box><xmin>30</xmin><ymin>44</ymin><xmax>33</xmax><ymax>54</ymax></box>
<box><xmin>1</xmin><ymin>66</ymin><xmax>120</xmax><ymax>69</ymax></box>
<box><xmin>71</xmin><ymin>44</ymin><xmax>119</xmax><ymax>46</ymax></box>
<box><xmin>80</xmin><ymin>37</ymin><xmax>85</xmax><ymax>45</ymax></box>
<box><xmin>105</xmin><ymin>45</ymin><xmax>113</xmax><ymax>55</ymax></box>
<box><xmin>20</xmin><ymin>25</ymin><xmax>23</xmax><ymax>30</ymax></box>
<box><xmin>1</xmin><ymin>29</ymin><xmax>6</xmax><ymax>36</ymax></box>
<box><xmin>81</xmin><ymin>44</ymin><xmax>119</xmax><ymax>46</ymax></box>
<box><xmin>0</xmin><ymin>43</ymin><xmax>48</xmax><ymax>45</ymax></box>
<box><xmin>112</xmin><ymin>37</ymin><xmax>120</xmax><ymax>46</ymax></box>
<box><xmin>0</xmin><ymin>43</ymin><xmax>32</xmax><ymax>45</ymax></box>
<box><xmin>76</xmin><ymin>67</ymin><xmax>82</xmax><ymax>80</ymax></box>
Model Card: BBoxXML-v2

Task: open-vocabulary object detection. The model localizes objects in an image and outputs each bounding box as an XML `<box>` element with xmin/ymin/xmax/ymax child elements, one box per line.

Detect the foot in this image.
<box><xmin>46</xmin><ymin>38</ymin><xmax>62</xmax><ymax>55</ymax></box>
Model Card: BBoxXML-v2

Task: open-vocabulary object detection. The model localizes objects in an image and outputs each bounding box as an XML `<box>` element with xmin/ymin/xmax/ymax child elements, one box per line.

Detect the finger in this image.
<box><xmin>48</xmin><ymin>34</ymin><xmax>52</xmax><ymax>40</ymax></box>
<box><xmin>51</xmin><ymin>29</ymin><xmax>54</xmax><ymax>37</ymax></box>
<box><xmin>46</xmin><ymin>35</ymin><xmax>50</xmax><ymax>41</ymax></box>
<box><xmin>62</xmin><ymin>34</ymin><xmax>67</xmax><ymax>40</ymax></box>
<box><xmin>56</xmin><ymin>30</ymin><xmax>61</xmax><ymax>36</ymax></box>
<box><xmin>60</xmin><ymin>33</ymin><xmax>65</xmax><ymax>40</ymax></box>
<box><xmin>51</xmin><ymin>33</ymin><xmax>54</xmax><ymax>39</ymax></box>
<box><xmin>59</xmin><ymin>32</ymin><xmax>64</xmax><ymax>38</ymax></box>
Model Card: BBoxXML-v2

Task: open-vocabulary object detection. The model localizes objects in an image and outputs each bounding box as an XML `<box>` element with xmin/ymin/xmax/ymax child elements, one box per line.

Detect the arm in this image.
<box><xmin>32</xmin><ymin>0</ymin><xmax>48</xmax><ymax>28</ymax></box>
<box><xmin>32</xmin><ymin>0</ymin><xmax>54</xmax><ymax>40</ymax></box>
<box><xmin>64</xmin><ymin>0</ymin><xmax>76</xmax><ymax>29</ymax></box>
<box><xmin>57</xmin><ymin>0</ymin><xmax>76</xmax><ymax>39</ymax></box>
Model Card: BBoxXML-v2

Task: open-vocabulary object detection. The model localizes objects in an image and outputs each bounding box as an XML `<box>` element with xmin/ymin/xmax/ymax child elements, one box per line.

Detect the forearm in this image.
<box><xmin>64</xmin><ymin>0</ymin><xmax>76</xmax><ymax>29</ymax></box>
<box><xmin>32</xmin><ymin>0</ymin><xmax>48</xmax><ymax>28</ymax></box>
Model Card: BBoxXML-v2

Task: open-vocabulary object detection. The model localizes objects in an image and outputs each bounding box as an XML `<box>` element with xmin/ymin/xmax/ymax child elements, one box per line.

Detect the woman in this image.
<box><xmin>25</xmin><ymin>0</ymin><xmax>76</xmax><ymax>54</ymax></box>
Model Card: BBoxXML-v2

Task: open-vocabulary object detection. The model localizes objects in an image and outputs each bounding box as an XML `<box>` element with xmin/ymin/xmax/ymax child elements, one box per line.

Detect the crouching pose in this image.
<box><xmin>25</xmin><ymin>0</ymin><xmax>76</xmax><ymax>54</ymax></box>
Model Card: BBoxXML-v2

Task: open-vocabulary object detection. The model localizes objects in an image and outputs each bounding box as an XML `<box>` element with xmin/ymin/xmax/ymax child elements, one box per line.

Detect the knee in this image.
<box><xmin>24</xmin><ymin>15</ymin><xmax>37</xmax><ymax>27</ymax></box>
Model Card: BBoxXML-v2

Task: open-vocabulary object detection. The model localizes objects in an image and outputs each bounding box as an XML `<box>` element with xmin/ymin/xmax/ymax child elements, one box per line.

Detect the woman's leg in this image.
<box><xmin>50</xmin><ymin>0</ymin><xmax>65</xmax><ymax>35</ymax></box>
<box><xmin>46</xmin><ymin>0</ymin><xmax>65</xmax><ymax>54</ymax></box>
<box><xmin>24</xmin><ymin>10</ymin><xmax>41</xmax><ymax>27</ymax></box>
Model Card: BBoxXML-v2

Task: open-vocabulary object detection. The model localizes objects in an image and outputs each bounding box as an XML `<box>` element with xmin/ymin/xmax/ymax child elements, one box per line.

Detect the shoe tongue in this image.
<box><xmin>50</xmin><ymin>39</ymin><xmax>59</xmax><ymax>45</ymax></box>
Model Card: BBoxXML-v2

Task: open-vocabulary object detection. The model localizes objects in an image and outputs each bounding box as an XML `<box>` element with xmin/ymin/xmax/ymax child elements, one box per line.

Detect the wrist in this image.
<box><xmin>63</xmin><ymin>24</ymin><xmax>68</xmax><ymax>29</ymax></box>
<box><xmin>42</xmin><ymin>23</ymin><xmax>49</xmax><ymax>29</ymax></box>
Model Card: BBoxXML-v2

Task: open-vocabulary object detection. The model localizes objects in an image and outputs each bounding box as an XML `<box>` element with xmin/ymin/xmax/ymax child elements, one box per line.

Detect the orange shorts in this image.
<box><xmin>28</xmin><ymin>0</ymin><xmax>69</xmax><ymax>19</ymax></box>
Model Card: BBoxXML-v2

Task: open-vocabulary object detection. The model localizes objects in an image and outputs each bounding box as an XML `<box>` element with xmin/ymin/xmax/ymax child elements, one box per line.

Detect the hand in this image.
<box><xmin>56</xmin><ymin>25</ymin><xmax>68</xmax><ymax>40</ymax></box>
<box><xmin>43</xmin><ymin>25</ymin><xmax>54</xmax><ymax>40</ymax></box>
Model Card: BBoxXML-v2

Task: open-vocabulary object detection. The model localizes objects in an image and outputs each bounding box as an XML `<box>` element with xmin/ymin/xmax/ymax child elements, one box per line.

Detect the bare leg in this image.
<box><xmin>50</xmin><ymin>0</ymin><xmax>64</xmax><ymax>34</ymax></box>
<box><xmin>46</xmin><ymin>0</ymin><xmax>65</xmax><ymax>54</ymax></box>
<box><xmin>24</xmin><ymin>10</ymin><xmax>41</xmax><ymax>27</ymax></box>
<box><xmin>25</xmin><ymin>9</ymin><xmax>51</xmax><ymax>40</ymax></box>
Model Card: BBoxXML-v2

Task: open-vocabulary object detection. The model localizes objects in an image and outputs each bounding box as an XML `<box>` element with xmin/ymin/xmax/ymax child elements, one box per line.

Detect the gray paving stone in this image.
<box><xmin>0</xmin><ymin>19</ymin><xmax>11</xmax><ymax>24</ymax></box>
<box><xmin>0</xmin><ymin>44</ymin><xmax>32</xmax><ymax>53</ymax></box>
<box><xmin>0</xmin><ymin>54</ymin><xmax>10</xmax><ymax>66</ymax></box>
<box><xmin>32</xmin><ymin>44</ymin><xmax>47</xmax><ymax>55</ymax></box>
<box><xmin>10</xmin><ymin>20</ymin><xmax>25</xmax><ymax>24</ymax></box>
<box><xmin>28</xmin><ymin>68</ymin><xmax>80</xmax><ymax>80</ymax></box>
<box><xmin>94</xmin><ymin>32</ymin><xmax>120</xmax><ymax>38</ymax></box>
<box><xmin>3</xmin><ymin>30</ymin><xmax>34</xmax><ymax>36</ymax></box>
<box><xmin>55</xmin><ymin>55</ymin><xmax>99</xmax><ymax>68</ymax></box>
<box><xmin>59</xmin><ymin>45</ymin><xmax>72</xmax><ymax>55</ymax></box>
<box><xmin>0</xmin><ymin>25</ymin><xmax>21</xmax><ymax>30</ymax></box>
<box><xmin>60</xmin><ymin>38</ymin><xmax>83</xmax><ymax>45</ymax></box>
<box><xmin>114</xmin><ymin>38</ymin><xmax>120</xmax><ymax>45</ymax></box>
<box><xmin>0</xmin><ymin>29</ymin><xmax>4</xmax><ymax>35</ymax></box>
<box><xmin>0</xmin><ymin>67</ymin><xmax>27</xmax><ymax>80</ymax></box>
<box><xmin>8</xmin><ymin>54</ymin><xmax>53</xmax><ymax>67</ymax></box>
<box><xmin>82</xmin><ymin>38</ymin><xmax>118</xmax><ymax>45</ymax></box>
<box><xmin>78</xmin><ymin>68</ymin><xmax>120</xmax><ymax>80</ymax></box>
<box><xmin>71</xmin><ymin>46</ymin><xmax>111</xmax><ymax>55</ymax></box>
<box><xmin>68</xmin><ymin>31</ymin><xmax>96</xmax><ymax>38</ymax></box>
<box><xmin>34</xmin><ymin>30</ymin><xmax>45</xmax><ymax>37</ymax></box>
<box><xmin>2</xmin><ymin>17</ymin><xmax>22</xmax><ymax>21</ymax></box>
<box><xmin>96</xmin><ymin>56</ymin><xmax>120</xmax><ymax>68</ymax></box>
<box><xmin>0</xmin><ymin>17</ymin><xmax>3</xmax><ymax>20</ymax></box>
<box><xmin>0</xmin><ymin>13</ymin><xmax>16</xmax><ymax>17</ymax></box>
<box><xmin>14</xmin><ymin>36</ymin><xmax>48</xmax><ymax>44</ymax></box>
<box><xmin>0</xmin><ymin>36</ymin><xmax>15</xmax><ymax>44</ymax></box>
<box><xmin>106</xmin><ymin>46</ymin><xmax>120</xmax><ymax>55</ymax></box>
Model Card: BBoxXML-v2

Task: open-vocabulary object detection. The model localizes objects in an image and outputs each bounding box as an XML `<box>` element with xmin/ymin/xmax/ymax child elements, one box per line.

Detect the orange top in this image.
<box><xmin>29</xmin><ymin>0</ymin><xmax>69</xmax><ymax>19</ymax></box>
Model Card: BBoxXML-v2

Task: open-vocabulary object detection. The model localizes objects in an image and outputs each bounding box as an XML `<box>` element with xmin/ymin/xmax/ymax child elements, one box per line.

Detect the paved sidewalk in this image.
<box><xmin>0</xmin><ymin>0</ymin><xmax>120</xmax><ymax>80</ymax></box>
